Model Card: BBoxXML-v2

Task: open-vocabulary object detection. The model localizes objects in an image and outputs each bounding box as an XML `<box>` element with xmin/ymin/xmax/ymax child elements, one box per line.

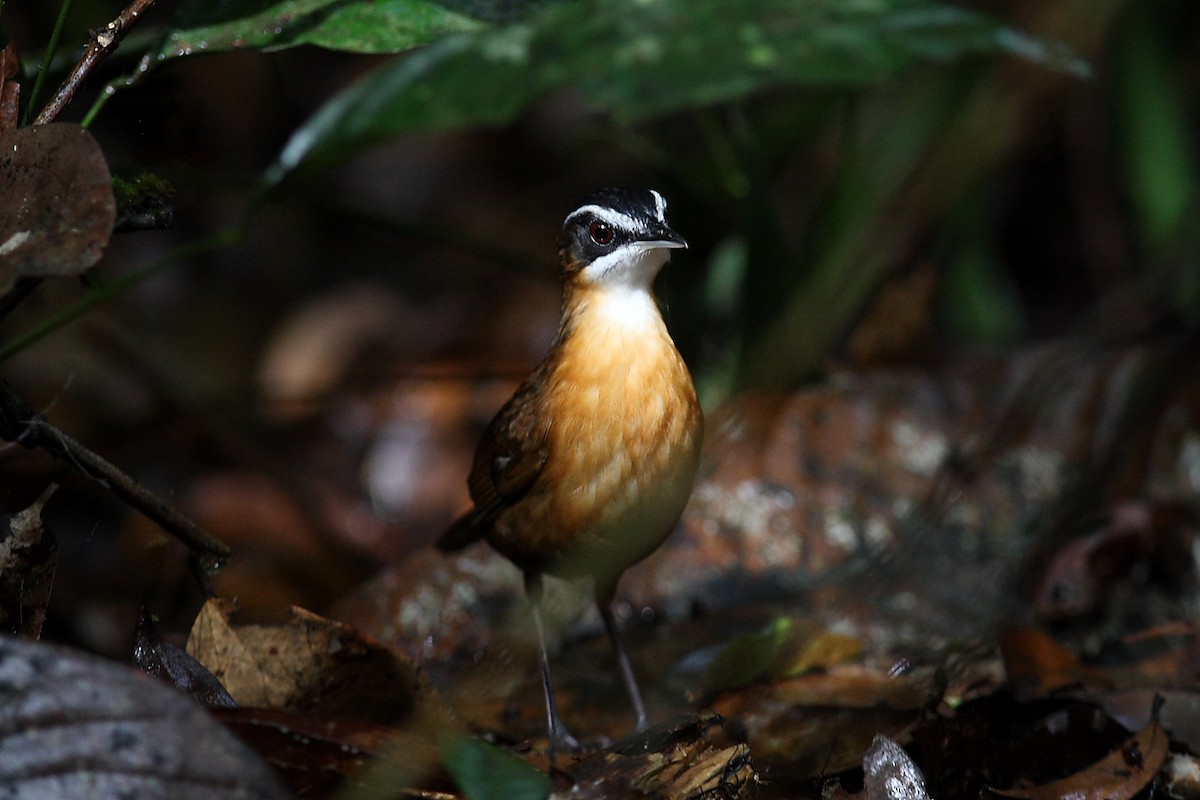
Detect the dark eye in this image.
<box><xmin>588</xmin><ymin>221</ymin><xmax>614</xmax><ymax>245</ymax></box>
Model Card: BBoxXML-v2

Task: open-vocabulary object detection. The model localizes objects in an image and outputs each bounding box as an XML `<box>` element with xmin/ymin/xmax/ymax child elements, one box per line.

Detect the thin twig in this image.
<box><xmin>0</xmin><ymin>377</ymin><xmax>231</xmax><ymax>562</ymax></box>
<box><xmin>33</xmin><ymin>0</ymin><xmax>159</xmax><ymax>126</ymax></box>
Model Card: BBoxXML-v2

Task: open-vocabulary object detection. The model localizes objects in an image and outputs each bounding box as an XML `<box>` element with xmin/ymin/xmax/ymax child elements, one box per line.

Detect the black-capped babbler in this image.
<box><xmin>438</xmin><ymin>188</ymin><xmax>703</xmax><ymax>767</ymax></box>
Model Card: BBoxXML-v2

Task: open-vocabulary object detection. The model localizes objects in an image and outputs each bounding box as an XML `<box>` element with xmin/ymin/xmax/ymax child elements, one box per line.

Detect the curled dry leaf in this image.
<box><xmin>998</xmin><ymin>626</ymin><xmax>1111</xmax><ymax>696</ymax></box>
<box><xmin>987</xmin><ymin>720</ymin><xmax>1169</xmax><ymax>800</ymax></box>
<box><xmin>0</xmin><ymin>483</ymin><xmax>58</xmax><ymax>639</ymax></box>
<box><xmin>0</xmin><ymin>123</ymin><xmax>116</xmax><ymax>292</ymax></box>
<box><xmin>186</xmin><ymin>598</ymin><xmax>452</xmax><ymax>728</ymax></box>
<box><xmin>0</xmin><ymin>635</ymin><xmax>290</xmax><ymax>799</ymax></box>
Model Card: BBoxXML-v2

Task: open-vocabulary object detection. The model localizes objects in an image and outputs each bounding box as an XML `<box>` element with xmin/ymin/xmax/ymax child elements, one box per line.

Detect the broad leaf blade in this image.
<box><xmin>264</xmin><ymin>0</ymin><xmax>1088</xmax><ymax>187</ymax></box>
<box><xmin>157</xmin><ymin>0</ymin><xmax>487</xmax><ymax>57</ymax></box>
<box><xmin>439</xmin><ymin>733</ymin><xmax>550</xmax><ymax>800</ymax></box>
<box><xmin>0</xmin><ymin>124</ymin><xmax>116</xmax><ymax>293</ymax></box>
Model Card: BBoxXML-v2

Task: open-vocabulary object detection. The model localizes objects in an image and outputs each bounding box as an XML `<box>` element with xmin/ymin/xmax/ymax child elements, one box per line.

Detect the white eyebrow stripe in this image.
<box><xmin>563</xmin><ymin>204</ymin><xmax>643</xmax><ymax>231</ymax></box>
<box><xmin>650</xmin><ymin>189</ymin><xmax>667</xmax><ymax>223</ymax></box>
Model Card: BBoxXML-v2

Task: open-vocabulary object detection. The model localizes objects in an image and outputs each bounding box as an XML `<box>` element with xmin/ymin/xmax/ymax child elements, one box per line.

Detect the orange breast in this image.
<box><xmin>487</xmin><ymin>287</ymin><xmax>703</xmax><ymax>589</ymax></box>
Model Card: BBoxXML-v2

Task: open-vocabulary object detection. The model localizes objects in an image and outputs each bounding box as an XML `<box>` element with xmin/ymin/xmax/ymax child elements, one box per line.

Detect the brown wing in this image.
<box><xmin>468</xmin><ymin>376</ymin><xmax>549</xmax><ymax>520</ymax></box>
<box><xmin>436</xmin><ymin>373</ymin><xmax>549</xmax><ymax>551</ymax></box>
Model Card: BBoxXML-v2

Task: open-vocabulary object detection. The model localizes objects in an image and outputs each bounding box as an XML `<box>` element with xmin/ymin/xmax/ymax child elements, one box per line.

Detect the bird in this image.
<box><xmin>437</xmin><ymin>187</ymin><xmax>703</xmax><ymax>767</ymax></box>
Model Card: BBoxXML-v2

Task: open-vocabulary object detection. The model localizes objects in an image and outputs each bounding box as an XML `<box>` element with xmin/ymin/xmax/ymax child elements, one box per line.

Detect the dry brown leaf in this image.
<box><xmin>987</xmin><ymin>720</ymin><xmax>1169</xmax><ymax>800</ymax></box>
<box><xmin>0</xmin><ymin>484</ymin><xmax>58</xmax><ymax>638</ymax></box>
<box><xmin>0</xmin><ymin>123</ymin><xmax>115</xmax><ymax>291</ymax></box>
<box><xmin>0</xmin><ymin>44</ymin><xmax>19</xmax><ymax>135</ymax></box>
<box><xmin>186</xmin><ymin>598</ymin><xmax>452</xmax><ymax>728</ymax></box>
<box><xmin>999</xmin><ymin>626</ymin><xmax>1112</xmax><ymax>695</ymax></box>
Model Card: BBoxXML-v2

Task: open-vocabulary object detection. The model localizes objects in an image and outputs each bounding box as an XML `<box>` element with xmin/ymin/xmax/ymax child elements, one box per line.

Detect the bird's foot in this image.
<box><xmin>550</xmin><ymin>727</ymin><xmax>582</xmax><ymax>753</ymax></box>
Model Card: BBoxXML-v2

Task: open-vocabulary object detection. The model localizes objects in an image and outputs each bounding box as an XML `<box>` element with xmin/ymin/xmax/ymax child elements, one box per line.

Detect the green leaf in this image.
<box><xmin>156</xmin><ymin>0</ymin><xmax>488</xmax><ymax>57</ymax></box>
<box><xmin>439</xmin><ymin>734</ymin><xmax>550</xmax><ymax>800</ymax></box>
<box><xmin>702</xmin><ymin>618</ymin><xmax>862</xmax><ymax>695</ymax></box>
<box><xmin>264</xmin><ymin>0</ymin><xmax>1088</xmax><ymax>187</ymax></box>
<box><xmin>1113</xmin><ymin>8</ymin><xmax>1196</xmax><ymax>250</ymax></box>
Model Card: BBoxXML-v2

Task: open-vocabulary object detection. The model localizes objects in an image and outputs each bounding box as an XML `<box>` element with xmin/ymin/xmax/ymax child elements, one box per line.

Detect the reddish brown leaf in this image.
<box><xmin>0</xmin><ymin>43</ymin><xmax>19</xmax><ymax>135</ymax></box>
<box><xmin>0</xmin><ymin>123</ymin><xmax>115</xmax><ymax>291</ymax></box>
<box><xmin>0</xmin><ymin>483</ymin><xmax>58</xmax><ymax>638</ymax></box>
<box><xmin>987</xmin><ymin>720</ymin><xmax>1169</xmax><ymax>800</ymax></box>
<box><xmin>998</xmin><ymin>626</ymin><xmax>1111</xmax><ymax>694</ymax></box>
<box><xmin>214</xmin><ymin>707</ymin><xmax>441</xmax><ymax>798</ymax></box>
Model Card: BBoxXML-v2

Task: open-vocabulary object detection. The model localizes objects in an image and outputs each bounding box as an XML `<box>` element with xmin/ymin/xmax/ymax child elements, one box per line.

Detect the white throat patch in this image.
<box><xmin>580</xmin><ymin>242</ymin><xmax>673</xmax><ymax>288</ymax></box>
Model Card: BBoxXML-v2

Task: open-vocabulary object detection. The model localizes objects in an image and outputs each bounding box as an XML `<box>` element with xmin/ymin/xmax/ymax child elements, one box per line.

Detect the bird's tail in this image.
<box><xmin>436</xmin><ymin>511</ymin><xmax>485</xmax><ymax>552</ymax></box>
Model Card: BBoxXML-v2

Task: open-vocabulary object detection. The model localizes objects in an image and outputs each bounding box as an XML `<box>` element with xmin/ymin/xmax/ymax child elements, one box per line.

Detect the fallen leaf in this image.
<box><xmin>0</xmin><ymin>483</ymin><xmax>58</xmax><ymax>638</ymax></box>
<box><xmin>215</xmin><ymin>707</ymin><xmax>441</xmax><ymax>798</ymax></box>
<box><xmin>1095</xmin><ymin>690</ymin><xmax>1200</xmax><ymax>755</ymax></box>
<box><xmin>998</xmin><ymin>626</ymin><xmax>1111</xmax><ymax>695</ymax></box>
<box><xmin>0</xmin><ymin>123</ymin><xmax>116</xmax><ymax>292</ymax></box>
<box><xmin>0</xmin><ymin>635</ymin><xmax>290</xmax><ymax>799</ymax></box>
<box><xmin>987</xmin><ymin>720</ymin><xmax>1169</xmax><ymax>800</ymax></box>
<box><xmin>187</xmin><ymin>598</ymin><xmax>451</xmax><ymax>727</ymax></box>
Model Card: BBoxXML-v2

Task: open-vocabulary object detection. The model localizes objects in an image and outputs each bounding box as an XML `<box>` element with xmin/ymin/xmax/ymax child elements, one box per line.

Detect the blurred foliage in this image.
<box><xmin>438</xmin><ymin>733</ymin><xmax>551</xmax><ymax>800</ymax></box>
<box><xmin>261</xmin><ymin>0</ymin><xmax>1085</xmax><ymax>184</ymax></box>
<box><xmin>2</xmin><ymin>0</ymin><xmax>1198</xmax><ymax>392</ymax></box>
<box><xmin>157</xmin><ymin>0</ymin><xmax>487</xmax><ymax>59</ymax></box>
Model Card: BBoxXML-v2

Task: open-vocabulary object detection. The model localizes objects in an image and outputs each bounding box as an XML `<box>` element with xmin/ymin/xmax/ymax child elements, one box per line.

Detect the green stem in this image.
<box><xmin>0</xmin><ymin>223</ymin><xmax>246</xmax><ymax>363</ymax></box>
<box><xmin>22</xmin><ymin>0</ymin><xmax>74</xmax><ymax>126</ymax></box>
<box><xmin>80</xmin><ymin>78</ymin><xmax>115</xmax><ymax>128</ymax></box>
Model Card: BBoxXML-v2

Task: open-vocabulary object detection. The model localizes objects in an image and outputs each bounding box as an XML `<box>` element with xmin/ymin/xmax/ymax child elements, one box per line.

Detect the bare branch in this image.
<box><xmin>0</xmin><ymin>377</ymin><xmax>231</xmax><ymax>562</ymax></box>
<box><xmin>33</xmin><ymin>0</ymin><xmax>160</xmax><ymax>126</ymax></box>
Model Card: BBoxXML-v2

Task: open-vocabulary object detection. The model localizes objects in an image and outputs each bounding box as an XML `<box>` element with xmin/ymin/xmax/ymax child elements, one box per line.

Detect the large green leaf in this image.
<box><xmin>265</xmin><ymin>0</ymin><xmax>1086</xmax><ymax>186</ymax></box>
<box><xmin>156</xmin><ymin>0</ymin><xmax>488</xmax><ymax>57</ymax></box>
<box><xmin>439</xmin><ymin>734</ymin><xmax>550</xmax><ymax>800</ymax></box>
